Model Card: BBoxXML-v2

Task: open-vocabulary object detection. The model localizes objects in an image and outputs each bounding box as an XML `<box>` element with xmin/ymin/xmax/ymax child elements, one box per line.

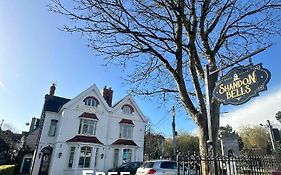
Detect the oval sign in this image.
<box><xmin>213</xmin><ymin>64</ymin><xmax>271</xmax><ymax>105</ymax></box>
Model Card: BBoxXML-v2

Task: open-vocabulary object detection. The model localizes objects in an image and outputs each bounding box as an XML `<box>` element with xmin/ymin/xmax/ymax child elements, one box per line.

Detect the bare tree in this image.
<box><xmin>49</xmin><ymin>0</ymin><xmax>281</xmax><ymax>173</ymax></box>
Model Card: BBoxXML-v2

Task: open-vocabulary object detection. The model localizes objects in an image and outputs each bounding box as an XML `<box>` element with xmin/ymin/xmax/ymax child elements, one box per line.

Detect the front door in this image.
<box><xmin>38</xmin><ymin>146</ymin><xmax>53</xmax><ymax>175</ymax></box>
<box><xmin>22</xmin><ymin>157</ymin><xmax>32</xmax><ymax>173</ymax></box>
<box><xmin>39</xmin><ymin>153</ymin><xmax>51</xmax><ymax>175</ymax></box>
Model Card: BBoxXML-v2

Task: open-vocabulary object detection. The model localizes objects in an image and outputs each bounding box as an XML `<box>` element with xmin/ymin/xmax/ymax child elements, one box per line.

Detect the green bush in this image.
<box><xmin>0</xmin><ymin>165</ymin><xmax>16</xmax><ymax>175</ymax></box>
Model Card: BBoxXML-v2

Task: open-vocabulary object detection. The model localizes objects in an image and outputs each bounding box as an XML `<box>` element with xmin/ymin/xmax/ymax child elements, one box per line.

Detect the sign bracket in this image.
<box><xmin>209</xmin><ymin>44</ymin><xmax>272</xmax><ymax>76</ymax></box>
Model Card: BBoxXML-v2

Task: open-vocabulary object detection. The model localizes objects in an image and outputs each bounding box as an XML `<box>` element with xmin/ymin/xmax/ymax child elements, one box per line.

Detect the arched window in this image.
<box><xmin>122</xmin><ymin>105</ymin><xmax>134</xmax><ymax>114</ymax></box>
<box><xmin>83</xmin><ymin>97</ymin><xmax>99</xmax><ymax>107</ymax></box>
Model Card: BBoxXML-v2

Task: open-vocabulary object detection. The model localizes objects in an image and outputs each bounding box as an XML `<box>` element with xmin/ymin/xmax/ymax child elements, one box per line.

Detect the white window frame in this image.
<box><xmin>78</xmin><ymin>146</ymin><xmax>92</xmax><ymax>168</ymax></box>
<box><xmin>48</xmin><ymin>119</ymin><xmax>58</xmax><ymax>137</ymax></box>
<box><xmin>78</xmin><ymin>118</ymin><xmax>97</xmax><ymax>136</ymax></box>
<box><xmin>119</xmin><ymin>124</ymin><xmax>133</xmax><ymax>139</ymax></box>
<box><xmin>122</xmin><ymin>105</ymin><xmax>133</xmax><ymax>114</ymax></box>
<box><xmin>68</xmin><ymin>146</ymin><xmax>76</xmax><ymax>168</ymax></box>
<box><xmin>122</xmin><ymin>149</ymin><xmax>132</xmax><ymax>163</ymax></box>
<box><xmin>84</xmin><ymin>97</ymin><xmax>99</xmax><ymax>107</ymax></box>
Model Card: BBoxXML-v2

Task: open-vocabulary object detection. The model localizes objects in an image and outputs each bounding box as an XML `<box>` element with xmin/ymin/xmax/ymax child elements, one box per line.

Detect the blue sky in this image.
<box><xmin>0</xmin><ymin>1</ymin><xmax>280</xmax><ymax>135</ymax></box>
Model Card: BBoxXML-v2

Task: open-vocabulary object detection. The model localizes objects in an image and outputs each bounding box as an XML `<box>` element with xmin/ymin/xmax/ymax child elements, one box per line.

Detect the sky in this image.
<box><xmin>0</xmin><ymin>1</ymin><xmax>280</xmax><ymax>135</ymax></box>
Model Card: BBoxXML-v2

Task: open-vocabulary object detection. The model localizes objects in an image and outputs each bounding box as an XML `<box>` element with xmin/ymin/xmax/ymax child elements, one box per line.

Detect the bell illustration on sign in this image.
<box><xmin>213</xmin><ymin>63</ymin><xmax>271</xmax><ymax>105</ymax></box>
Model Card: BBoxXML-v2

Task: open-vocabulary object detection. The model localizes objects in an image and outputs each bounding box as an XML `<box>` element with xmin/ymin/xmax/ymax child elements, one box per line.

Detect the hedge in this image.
<box><xmin>0</xmin><ymin>165</ymin><xmax>16</xmax><ymax>175</ymax></box>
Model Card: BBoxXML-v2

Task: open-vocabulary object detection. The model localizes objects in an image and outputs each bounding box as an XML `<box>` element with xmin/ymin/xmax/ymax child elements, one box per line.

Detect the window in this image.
<box><xmin>160</xmin><ymin>162</ymin><xmax>177</xmax><ymax>169</ymax></box>
<box><xmin>119</xmin><ymin>125</ymin><xmax>133</xmax><ymax>139</ymax></box>
<box><xmin>94</xmin><ymin>148</ymin><xmax>99</xmax><ymax>168</ymax></box>
<box><xmin>84</xmin><ymin>97</ymin><xmax>99</xmax><ymax>107</ymax></box>
<box><xmin>68</xmin><ymin>147</ymin><xmax>75</xmax><ymax>168</ymax></box>
<box><xmin>79</xmin><ymin>119</ymin><xmax>97</xmax><ymax>136</ymax></box>
<box><xmin>122</xmin><ymin>149</ymin><xmax>132</xmax><ymax>163</ymax></box>
<box><xmin>113</xmin><ymin>149</ymin><xmax>119</xmax><ymax>168</ymax></box>
<box><xmin>122</xmin><ymin>105</ymin><xmax>133</xmax><ymax>114</ymax></box>
<box><xmin>48</xmin><ymin>120</ymin><xmax>58</xmax><ymax>136</ymax></box>
<box><xmin>78</xmin><ymin>146</ymin><xmax>92</xmax><ymax>168</ymax></box>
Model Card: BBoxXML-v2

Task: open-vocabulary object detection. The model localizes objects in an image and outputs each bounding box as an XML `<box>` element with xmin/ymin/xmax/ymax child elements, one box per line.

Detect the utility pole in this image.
<box><xmin>172</xmin><ymin>106</ymin><xmax>177</xmax><ymax>161</ymax></box>
<box><xmin>147</xmin><ymin>122</ymin><xmax>152</xmax><ymax>160</ymax></box>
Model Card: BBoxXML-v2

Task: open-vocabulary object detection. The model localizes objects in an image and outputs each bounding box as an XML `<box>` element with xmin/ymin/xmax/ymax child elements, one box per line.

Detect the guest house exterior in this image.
<box><xmin>31</xmin><ymin>84</ymin><xmax>147</xmax><ymax>175</ymax></box>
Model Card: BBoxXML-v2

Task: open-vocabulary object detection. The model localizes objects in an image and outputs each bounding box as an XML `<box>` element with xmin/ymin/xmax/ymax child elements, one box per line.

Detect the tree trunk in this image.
<box><xmin>194</xmin><ymin>100</ymin><xmax>220</xmax><ymax>175</ymax></box>
<box><xmin>198</xmin><ymin>124</ymin><xmax>209</xmax><ymax>175</ymax></box>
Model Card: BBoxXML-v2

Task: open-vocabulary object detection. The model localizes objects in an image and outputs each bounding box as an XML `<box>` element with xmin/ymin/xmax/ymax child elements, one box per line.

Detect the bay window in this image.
<box><xmin>122</xmin><ymin>149</ymin><xmax>132</xmax><ymax>163</ymax></box>
<box><xmin>78</xmin><ymin>146</ymin><xmax>92</xmax><ymax>168</ymax></box>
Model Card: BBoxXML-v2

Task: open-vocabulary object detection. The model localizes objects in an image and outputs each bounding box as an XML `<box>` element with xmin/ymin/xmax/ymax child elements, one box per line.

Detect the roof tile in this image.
<box><xmin>79</xmin><ymin>112</ymin><xmax>99</xmax><ymax>120</ymax></box>
<box><xmin>119</xmin><ymin>119</ymin><xmax>134</xmax><ymax>125</ymax></box>
<box><xmin>112</xmin><ymin>139</ymin><xmax>138</xmax><ymax>146</ymax></box>
<box><xmin>66</xmin><ymin>135</ymin><xmax>103</xmax><ymax>144</ymax></box>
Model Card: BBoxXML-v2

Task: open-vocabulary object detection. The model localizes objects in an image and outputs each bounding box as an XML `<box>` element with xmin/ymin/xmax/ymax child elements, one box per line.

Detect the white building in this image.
<box><xmin>31</xmin><ymin>84</ymin><xmax>147</xmax><ymax>175</ymax></box>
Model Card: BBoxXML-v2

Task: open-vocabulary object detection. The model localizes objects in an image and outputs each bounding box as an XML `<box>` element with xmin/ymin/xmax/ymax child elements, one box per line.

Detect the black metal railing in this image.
<box><xmin>177</xmin><ymin>153</ymin><xmax>281</xmax><ymax>175</ymax></box>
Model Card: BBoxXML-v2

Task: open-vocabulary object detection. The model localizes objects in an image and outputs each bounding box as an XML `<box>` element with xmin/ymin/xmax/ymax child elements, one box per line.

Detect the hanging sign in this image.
<box><xmin>213</xmin><ymin>63</ymin><xmax>271</xmax><ymax>105</ymax></box>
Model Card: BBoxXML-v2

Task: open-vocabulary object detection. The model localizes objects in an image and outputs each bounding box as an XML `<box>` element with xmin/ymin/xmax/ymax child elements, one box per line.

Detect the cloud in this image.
<box><xmin>221</xmin><ymin>87</ymin><xmax>281</xmax><ymax>131</ymax></box>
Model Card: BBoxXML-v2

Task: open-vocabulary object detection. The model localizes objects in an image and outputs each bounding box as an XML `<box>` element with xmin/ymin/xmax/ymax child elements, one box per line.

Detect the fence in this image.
<box><xmin>177</xmin><ymin>154</ymin><xmax>281</xmax><ymax>175</ymax></box>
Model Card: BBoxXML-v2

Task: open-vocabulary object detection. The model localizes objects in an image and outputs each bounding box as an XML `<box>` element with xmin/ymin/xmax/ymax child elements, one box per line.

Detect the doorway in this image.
<box><xmin>22</xmin><ymin>157</ymin><xmax>32</xmax><ymax>173</ymax></box>
<box><xmin>38</xmin><ymin>146</ymin><xmax>53</xmax><ymax>175</ymax></box>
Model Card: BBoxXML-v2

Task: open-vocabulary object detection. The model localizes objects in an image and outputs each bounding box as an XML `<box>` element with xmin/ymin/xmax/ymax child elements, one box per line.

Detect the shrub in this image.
<box><xmin>0</xmin><ymin>165</ymin><xmax>16</xmax><ymax>175</ymax></box>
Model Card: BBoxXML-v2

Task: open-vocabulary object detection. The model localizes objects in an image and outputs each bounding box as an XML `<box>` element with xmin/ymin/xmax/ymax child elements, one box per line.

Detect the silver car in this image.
<box><xmin>136</xmin><ymin>160</ymin><xmax>196</xmax><ymax>175</ymax></box>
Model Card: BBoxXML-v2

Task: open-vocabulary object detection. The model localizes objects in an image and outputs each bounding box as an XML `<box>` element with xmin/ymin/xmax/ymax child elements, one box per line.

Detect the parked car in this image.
<box><xmin>108</xmin><ymin>161</ymin><xmax>143</xmax><ymax>175</ymax></box>
<box><xmin>136</xmin><ymin>160</ymin><xmax>196</xmax><ymax>175</ymax></box>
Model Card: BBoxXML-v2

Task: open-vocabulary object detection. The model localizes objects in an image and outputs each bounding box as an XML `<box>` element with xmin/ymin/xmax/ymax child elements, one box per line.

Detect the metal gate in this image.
<box><xmin>177</xmin><ymin>153</ymin><xmax>281</xmax><ymax>175</ymax></box>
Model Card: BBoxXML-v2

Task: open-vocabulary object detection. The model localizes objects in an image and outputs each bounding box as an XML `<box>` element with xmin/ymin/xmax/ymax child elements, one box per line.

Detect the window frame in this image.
<box><xmin>68</xmin><ymin>146</ymin><xmax>76</xmax><ymax>168</ymax></box>
<box><xmin>78</xmin><ymin>118</ymin><xmax>98</xmax><ymax>136</ymax></box>
<box><xmin>122</xmin><ymin>149</ymin><xmax>132</xmax><ymax>163</ymax></box>
<box><xmin>78</xmin><ymin>146</ymin><xmax>92</xmax><ymax>168</ymax></box>
<box><xmin>48</xmin><ymin>119</ymin><xmax>58</xmax><ymax>137</ymax></box>
<box><xmin>119</xmin><ymin>124</ymin><xmax>133</xmax><ymax>139</ymax></box>
<box><xmin>122</xmin><ymin>105</ymin><xmax>134</xmax><ymax>114</ymax></box>
<box><xmin>83</xmin><ymin>97</ymin><xmax>99</xmax><ymax>107</ymax></box>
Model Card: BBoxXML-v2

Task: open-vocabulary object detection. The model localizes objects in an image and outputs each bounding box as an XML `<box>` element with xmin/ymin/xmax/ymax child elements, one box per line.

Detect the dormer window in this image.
<box><xmin>83</xmin><ymin>97</ymin><xmax>99</xmax><ymax>107</ymax></box>
<box><xmin>122</xmin><ymin>105</ymin><xmax>134</xmax><ymax>114</ymax></box>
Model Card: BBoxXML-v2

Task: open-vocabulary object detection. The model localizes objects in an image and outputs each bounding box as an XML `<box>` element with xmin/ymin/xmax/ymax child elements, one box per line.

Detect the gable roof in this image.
<box><xmin>44</xmin><ymin>94</ymin><xmax>70</xmax><ymax>112</ymax></box>
<box><xmin>112</xmin><ymin>95</ymin><xmax>147</xmax><ymax>123</ymax></box>
<box><xmin>61</xmin><ymin>84</ymin><xmax>111</xmax><ymax>112</ymax></box>
<box><xmin>42</xmin><ymin>84</ymin><xmax>147</xmax><ymax>124</ymax></box>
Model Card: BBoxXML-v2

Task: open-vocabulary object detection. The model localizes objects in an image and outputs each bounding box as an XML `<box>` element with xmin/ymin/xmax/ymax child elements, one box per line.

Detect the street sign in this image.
<box><xmin>213</xmin><ymin>63</ymin><xmax>271</xmax><ymax>105</ymax></box>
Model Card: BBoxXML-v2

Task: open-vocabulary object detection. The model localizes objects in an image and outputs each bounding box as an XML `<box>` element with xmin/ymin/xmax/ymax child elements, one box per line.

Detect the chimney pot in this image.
<box><xmin>49</xmin><ymin>84</ymin><xmax>56</xmax><ymax>96</ymax></box>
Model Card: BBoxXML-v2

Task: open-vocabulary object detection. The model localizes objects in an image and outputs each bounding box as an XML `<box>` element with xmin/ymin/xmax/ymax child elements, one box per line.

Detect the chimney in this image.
<box><xmin>29</xmin><ymin>117</ymin><xmax>37</xmax><ymax>132</ymax></box>
<box><xmin>49</xmin><ymin>83</ymin><xmax>56</xmax><ymax>96</ymax></box>
<box><xmin>103</xmin><ymin>86</ymin><xmax>113</xmax><ymax>107</ymax></box>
